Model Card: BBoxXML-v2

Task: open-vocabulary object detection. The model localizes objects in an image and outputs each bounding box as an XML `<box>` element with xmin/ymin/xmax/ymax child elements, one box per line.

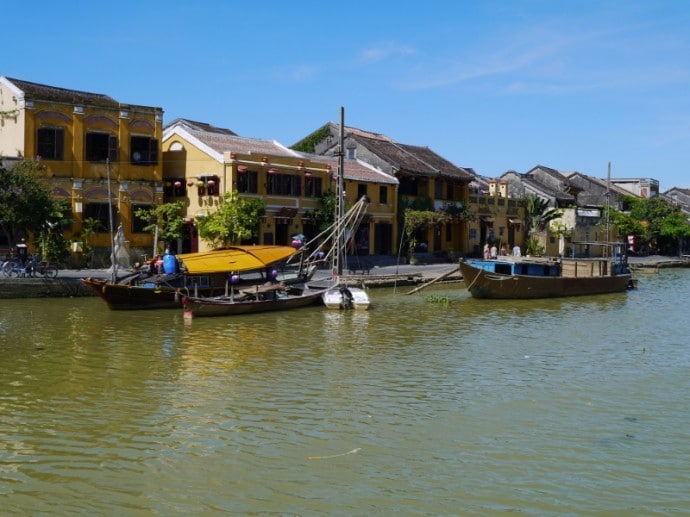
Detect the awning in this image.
<box><xmin>508</xmin><ymin>218</ymin><xmax>522</xmax><ymax>224</ymax></box>
<box><xmin>177</xmin><ymin>245</ymin><xmax>297</xmax><ymax>274</ymax></box>
<box><xmin>275</xmin><ymin>207</ymin><xmax>298</xmax><ymax>219</ymax></box>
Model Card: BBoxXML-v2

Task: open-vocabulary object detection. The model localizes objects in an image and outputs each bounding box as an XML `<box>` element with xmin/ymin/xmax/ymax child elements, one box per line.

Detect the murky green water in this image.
<box><xmin>1</xmin><ymin>271</ymin><xmax>689</xmax><ymax>515</ymax></box>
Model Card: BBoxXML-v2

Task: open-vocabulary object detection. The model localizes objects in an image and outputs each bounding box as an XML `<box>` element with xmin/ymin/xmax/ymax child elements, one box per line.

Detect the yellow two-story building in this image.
<box><xmin>0</xmin><ymin>76</ymin><xmax>163</xmax><ymax>262</ymax></box>
<box><xmin>162</xmin><ymin>119</ymin><xmax>398</xmax><ymax>254</ymax></box>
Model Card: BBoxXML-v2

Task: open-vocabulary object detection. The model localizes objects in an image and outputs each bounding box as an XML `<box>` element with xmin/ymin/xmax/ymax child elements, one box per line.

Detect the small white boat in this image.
<box><xmin>320</xmin><ymin>107</ymin><xmax>371</xmax><ymax>311</ymax></box>
<box><xmin>322</xmin><ymin>284</ymin><xmax>370</xmax><ymax>310</ymax></box>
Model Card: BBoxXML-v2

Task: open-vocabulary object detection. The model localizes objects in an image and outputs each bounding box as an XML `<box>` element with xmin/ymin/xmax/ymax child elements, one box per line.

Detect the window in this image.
<box><xmin>357</xmin><ymin>183</ymin><xmax>368</xmax><ymax>201</ymax></box>
<box><xmin>83</xmin><ymin>202</ymin><xmax>116</xmax><ymax>233</ymax></box>
<box><xmin>131</xmin><ymin>204</ymin><xmax>151</xmax><ymax>233</ymax></box>
<box><xmin>198</xmin><ymin>175</ymin><xmax>220</xmax><ymax>196</ymax></box>
<box><xmin>347</xmin><ymin>147</ymin><xmax>356</xmax><ymax>160</ymax></box>
<box><xmin>435</xmin><ymin>179</ymin><xmax>444</xmax><ymax>200</ymax></box>
<box><xmin>85</xmin><ymin>132</ymin><xmax>118</xmax><ymax>162</ymax></box>
<box><xmin>36</xmin><ymin>127</ymin><xmax>64</xmax><ymax>160</ymax></box>
<box><xmin>130</xmin><ymin>136</ymin><xmax>158</xmax><ymax>165</ymax></box>
<box><xmin>304</xmin><ymin>176</ymin><xmax>322</xmax><ymax>198</ymax></box>
<box><xmin>266</xmin><ymin>173</ymin><xmax>302</xmax><ymax>196</ymax></box>
<box><xmin>399</xmin><ymin>178</ymin><xmax>417</xmax><ymax>196</ymax></box>
<box><xmin>379</xmin><ymin>186</ymin><xmax>388</xmax><ymax>204</ymax></box>
<box><xmin>164</xmin><ymin>179</ymin><xmax>187</xmax><ymax>197</ymax></box>
<box><xmin>237</xmin><ymin>170</ymin><xmax>258</xmax><ymax>194</ymax></box>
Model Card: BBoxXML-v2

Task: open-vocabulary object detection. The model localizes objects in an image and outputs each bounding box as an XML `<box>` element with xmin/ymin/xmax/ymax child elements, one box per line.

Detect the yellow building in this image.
<box><xmin>466</xmin><ymin>178</ymin><xmax>526</xmax><ymax>256</ymax></box>
<box><xmin>162</xmin><ymin>119</ymin><xmax>398</xmax><ymax>254</ymax></box>
<box><xmin>0</xmin><ymin>76</ymin><xmax>163</xmax><ymax>262</ymax></box>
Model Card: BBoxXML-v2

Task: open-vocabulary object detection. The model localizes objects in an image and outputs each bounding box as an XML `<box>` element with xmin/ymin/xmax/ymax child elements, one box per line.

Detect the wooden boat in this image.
<box><xmin>82</xmin><ymin>245</ymin><xmax>315</xmax><ymax>310</ymax></box>
<box><xmin>460</xmin><ymin>242</ymin><xmax>636</xmax><ymax>299</ymax></box>
<box><xmin>181</xmin><ymin>282</ymin><xmax>329</xmax><ymax>318</ymax></box>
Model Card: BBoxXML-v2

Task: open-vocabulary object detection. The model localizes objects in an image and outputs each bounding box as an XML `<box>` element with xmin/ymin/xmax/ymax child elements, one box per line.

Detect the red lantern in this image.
<box><xmin>267</xmin><ymin>168</ymin><xmax>278</xmax><ymax>175</ymax></box>
<box><xmin>237</xmin><ymin>165</ymin><xmax>248</xmax><ymax>173</ymax></box>
<box><xmin>174</xmin><ymin>181</ymin><xmax>182</xmax><ymax>188</ymax></box>
<box><xmin>187</xmin><ymin>181</ymin><xmax>194</xmax><ymax>187</ymax></box>
<box><xmin>207</xmin><ymin>180</ymin><xmax>216</xmax><ymax>187</ymax></box>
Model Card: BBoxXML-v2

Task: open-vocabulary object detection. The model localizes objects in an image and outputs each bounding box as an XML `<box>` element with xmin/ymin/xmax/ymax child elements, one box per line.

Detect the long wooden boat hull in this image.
<box><xmin>81</xmin><ymin>265</ymin><xmax>316</xmax><ymax>310</ymax></box>
<box><xmin>459</xmin><ymin>260</ymin><xmax>633</xmax><ymax>299</ymax></box>
<box><xmin>81</xmin><ymin>277</ymin><xmax>226</xmax><ymax>310</ymax></box>
<box><xmin>181</xmin><ymin>287</ymin><xmax>326</xmax><ymax>318</ymax></box>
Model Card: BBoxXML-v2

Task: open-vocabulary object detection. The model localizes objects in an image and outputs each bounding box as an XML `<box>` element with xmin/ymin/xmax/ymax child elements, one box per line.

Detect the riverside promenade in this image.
<box><xmin>0</xmin><ymin>255</ymin><xmax>686</xmax><ymax>300</ymax></box>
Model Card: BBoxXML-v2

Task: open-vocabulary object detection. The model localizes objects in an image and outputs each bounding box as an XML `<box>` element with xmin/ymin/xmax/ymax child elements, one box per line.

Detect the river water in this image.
<box><xmin>1</xmin><ymin>270</ymin><xmax>689</xmax><ymax>515</ymax></box>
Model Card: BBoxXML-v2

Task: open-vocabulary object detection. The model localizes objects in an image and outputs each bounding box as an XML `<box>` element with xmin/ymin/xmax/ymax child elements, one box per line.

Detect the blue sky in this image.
<box><xmin>5</xmin><ymin>1</ymin><xmax>690</xmax><ymax>189</ymax></box>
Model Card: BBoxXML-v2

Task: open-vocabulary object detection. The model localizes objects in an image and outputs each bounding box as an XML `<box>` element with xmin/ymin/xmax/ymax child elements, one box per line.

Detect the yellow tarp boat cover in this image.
<box><xmin>176</xmin><ymin>245</ymin><xmax>298</xmax><ymax>274</ymax></box>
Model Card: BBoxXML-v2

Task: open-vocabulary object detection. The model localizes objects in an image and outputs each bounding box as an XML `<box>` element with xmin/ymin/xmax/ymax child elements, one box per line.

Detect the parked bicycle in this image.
<box><xmin>27</xmin><ymin>257</ymin><xmax>59</xmax><ymax>278</ymax></box>
<box><xmin>1</xmin><ymin>256</ymin><xmax>58</xmax><ymax>278</ymax></box>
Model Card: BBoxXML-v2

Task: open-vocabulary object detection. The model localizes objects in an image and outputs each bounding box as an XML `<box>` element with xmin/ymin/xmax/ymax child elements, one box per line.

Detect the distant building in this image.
<box><xmin>610</xmin><ymin>178</ymin><xmax>659</xmax><ymax>199</ymax></box>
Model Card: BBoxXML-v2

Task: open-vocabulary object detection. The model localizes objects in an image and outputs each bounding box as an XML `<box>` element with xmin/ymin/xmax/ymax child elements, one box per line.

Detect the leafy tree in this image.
<box><xmin>660</xmin><ymin>211</ymin><xmax>690</xmax><ymax>255</ymax></box>
<box><xmin>400</xmin><ymin>195</ymin><xmax>473</xmax><ymax>252</ymax></box>
<box><xmin>0</xmin><ymin>160</ymin><xmax>59</xmax><ymax>248</ymax></box>
<box><xmin>0</xmin><ymin>159</ymin><xmax>71</xmax><ymax>263</ymax></box>
<box><xmin>37</xmin><ymin>198</ymin><xmax>72</xmax><ymax>263</ymax></box>
<box><xmin>610</xmin><ymin>196</ymin><xmax>690</xmax><ymax>254</ymax></box>
<box><xmin>304</xmin><ymin>190</ymin><xmax>336</xmax><ymax>233</ymax></box>
<box><xmin>134</xmin><ymin>201</ymin><xmax>186</xmax><ymax>252</ymax></box>
<box><xmin>197</xmin><ymin>192</ymin><xmax>265</xmax><ymax>248</ymax></box>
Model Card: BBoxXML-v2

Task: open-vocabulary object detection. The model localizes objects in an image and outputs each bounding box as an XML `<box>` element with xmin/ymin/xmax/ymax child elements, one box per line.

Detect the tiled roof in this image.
<box><xmin>344</xmin><ymin>125</ymin><xmax>393</xmax><ymax>142</ymax></box>
<box><xmin>164</xmin><ymin>118</ymin><xmax>237</xmax><ymax>136</ymax></box>
<box><xmin>300</xmin><ymin>153</ymin><xmax>398</xmax><ymax>185</ymax></box>
<box><xmin>353</xmin><ymin>134</ymin><xmax>473</xmax><ymax>180</ymax></box>
<box><xmin>183</xmin><ymin>126</ymin><xmax>300</xmax><ymax>158</ymax></box>
<box><xmin>6</xmin><ymin>77</ymin><xmax>120</xmax><ymax>108</ymax></box>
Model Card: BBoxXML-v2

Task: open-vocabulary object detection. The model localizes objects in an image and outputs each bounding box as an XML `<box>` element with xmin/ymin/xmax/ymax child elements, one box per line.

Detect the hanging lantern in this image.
<box><xmin>230</xmin><ymin>273</ymin><xmax>240</xmax><ymax>284</ymax></box>
<box><xmin>237</xmin><ymin>165</ymin><xmax>248</xmax><ymax>173</ymax></box>
<box><xmin>187</xmin><ymin>181</ymin><xmax>194</xmax><ymax>187</ymax></box>
<box><xmin>267</xmin><ymin>168</ymin><xmax>278</xmax><ymax>175</ymax></box>
<box><xmin>207</xmin><ymin>179</ymin><xmax>216</xmax><ymax>187</ymax></box>
<box><xmin>173</xmin><ymin>180</ymin><xmax>182</xmax><ymax>188</ymax></box>
<box><xmin>269</xmin><ymin>269</ymin><xmax>278</xmax><ymax>280</ymax></box>
<box><xmin>196</xmin><ymin>180</ymin><xmax>205</xmax><ymax>187</ymax></box>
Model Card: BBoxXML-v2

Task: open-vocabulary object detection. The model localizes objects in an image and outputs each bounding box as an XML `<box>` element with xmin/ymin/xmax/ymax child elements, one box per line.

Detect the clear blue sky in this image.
<box><xmin>5</xmin><ymin>1</ymin><xmax>690</xmax><ymax>189</ymax></box>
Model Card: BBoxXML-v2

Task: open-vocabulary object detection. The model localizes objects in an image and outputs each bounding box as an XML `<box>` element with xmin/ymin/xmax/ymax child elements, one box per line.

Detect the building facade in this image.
<box><xmin>0</xmin><ymin>77</ymin><xmax>163</xmax><ymax>262</ymax></box>
<box><xmin>162</xmin><ymin>119</ymin><xmax>398</xmax><ymax>254</ymax></box>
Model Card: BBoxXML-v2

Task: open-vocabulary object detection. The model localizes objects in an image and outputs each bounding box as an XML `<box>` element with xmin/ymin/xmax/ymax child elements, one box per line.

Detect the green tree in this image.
<box><xmin>610</xmin><ymin>196</ymin><xmax>690</xmax><ymax>254</ymax></box>
<box><xmin>134</xmin><ymin>201</ymin><xmax>186</xmax><ymax>252</ymax></box>
<box><xmin>524</xmin><ymin>195</ymin><xmax>563</xmax><ymax>237</ymax></box>
<box><xmin>304</xmin><ymin>190</ymin><xmax>336</xmax><ymax>233</ymax></box>
<box><xmin>37</xmin><ymin>198</ymin><xmax>72</xmax><ymax>263</ymax></box>
<box><xmin>197</xmin><ymin>192</ymin><xmax>265</xmax><ymax>248</ymax></box>
<box><xmin>0</xmin><ymin>160</ymin><xmax>60</xmax><ymax>248</ymax></box>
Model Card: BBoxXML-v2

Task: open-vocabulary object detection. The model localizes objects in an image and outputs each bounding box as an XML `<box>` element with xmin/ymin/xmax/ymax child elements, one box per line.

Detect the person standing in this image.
<box><xmin>490</xmin><ymin>244</ymin><xmax>498</xmax><ymax>259</ymax></box>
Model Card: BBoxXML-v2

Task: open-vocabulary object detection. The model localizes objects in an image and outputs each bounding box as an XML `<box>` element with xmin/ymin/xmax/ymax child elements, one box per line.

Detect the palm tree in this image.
<box><xmin>524</xmin><ymin>195</ymin><xmax>563</xmax><ymax>255</ymax></box>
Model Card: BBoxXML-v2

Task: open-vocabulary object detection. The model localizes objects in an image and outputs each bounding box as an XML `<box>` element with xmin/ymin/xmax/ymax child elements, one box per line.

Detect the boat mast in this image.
<box><xmin>605</xmin><ymin>161</ymin><xmax>611</xmax><ymax>250</ymax></box>
<box><xmin>106</xmin><ymin>158</ymin><xmax>117</xmax><ymax>283</ymax></box>
<box><xmin>333</xmin><ymin>106</ymin><xmax>346</xmax><ymax>277</ymax></box>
